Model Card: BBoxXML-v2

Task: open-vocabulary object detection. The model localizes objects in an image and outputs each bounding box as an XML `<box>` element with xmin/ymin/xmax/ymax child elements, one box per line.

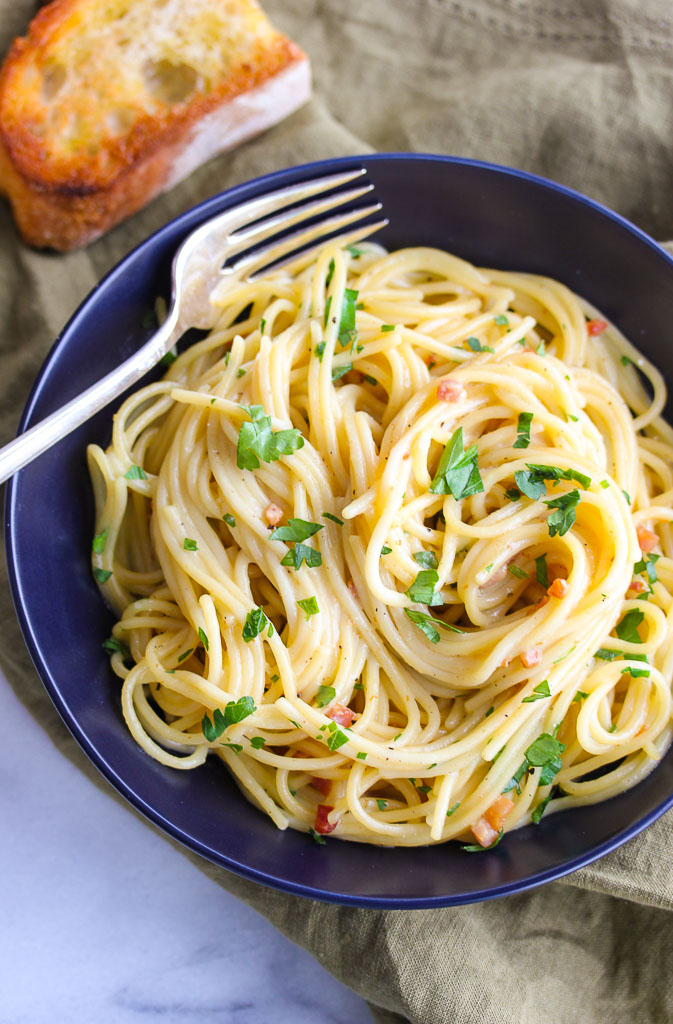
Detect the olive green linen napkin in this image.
<box><xmin>2</xmin><ymin>2</ymin><xmax>673</xmax><ymax>1022</ymax></box>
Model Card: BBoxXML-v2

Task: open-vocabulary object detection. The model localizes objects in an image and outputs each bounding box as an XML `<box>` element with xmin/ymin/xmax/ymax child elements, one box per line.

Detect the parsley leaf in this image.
<box><xmin>381</xmin><ymin>546</ymin><xmax>392</xmax><ymax>555</ymax></box>
<box><xmin>404</xmin><ymin>607</ymin><xmax>464</xmax><ymax>643</ymax></box>
<box><xmin>236</xmin><ymin>404</ymin><xmax>304</xmax><ymax>470</ymax></box>
<box><xmin>298</xmin><ymin>596</ymin><xmax>319</xmax><ymax>620</ymax></box>
<box><xmin>322</xmin><ymin>511</ymin><xmax>344</xmax><ymax>526</ymax></box>
<box><xmin>326</xmin><ymin>727</ymin><xmax>349</xmax><ymax>751</ymax></box>
<box><xmin>242</xmin><ymin>607</ymin><xmax>271</xmax><ymax>641</ymax></box>
<box><xmin>332</xmin><ymin>362</ymin><xmax>352</xmax><ymax>381</ymax></box>
<box><xmin>310</xmin><ymin>827</ymin><xmax>326</xmax><ymax>846</ymax></box>
<box><xmin>201</xmin><ymin>696</ymin><xmax>256</xmax><ymax>741</ymax></box>
<box><xmin>413</xmin><ymin>550</ymin><xmax>439</xmax><ymax>570</ymax></box>
<box><xmin>504</xmin><ymin>487</ymin><xmax>521</xmax><ymax>501</ymax></box>
<box><xmin>315</xmin><ymin>341</ymin><xmax>326</xmax><ymax>362</ymax></box>
<box><xmin>198</xmin><ymin>626</ymin><xmax>209</xmax><ymax>651</ymax></box>
<box><xmin>381</xmin><ymin>324</ymin><xmax>395</xmax><ymax>332</ymax></box>
<box><xmin>535</xmin><ymin>554</ymin><xmax>549</xmax><ymax>589</ymax></box>
<box><xmin>269</xmin><ymin>518</ymin><xmax>323</xmax><ymax>542</ymax></box>
<box><xmin>316</xmin><ymin>684</ymin><xmax>335</xmax><ymax>707</ymax></box>
<box><xmin>93</xmin><ymin>568</ymin><xmax>112</xmax><ymax>584</ymax></box>
<box><xmin>222</xmin><ymin>513</ymin><xmax>236</xmax><ymax>528</ymax></box>
<box><xmin>494</xmin><ymin>313</ymin><xmax>509</xmax><ymax>326</ymax></box>
<box><xmin>430</xmin><ymin>427</ymin><xmax>484</xmax><ymax>499</ymax></box>
<box><xmin>513</xmin><ymin>412</ymin><xmax>533</xmax><ymax>449</ymax></box>
<box><xmin>522</xmin><ymin>679</ymin><xmax>551</xmax><ymax>703</ymax></box>
<box><xmin>92</xmin><ymin>528</ymin><xmax>108</xmax><ymax>554</ymax></box>
<box><xmin>467</xmin><ymin>336</ymin><xmax>494</xmax><ymax>353</ymax></box>
<box><xmin>507</xmin><ymin>564</ymin><xmax>528</xmax><ymax>580</ymax></box>
<box><xmin>183</xmin><ymin>537</ymin><xmax>198</xmax><ymax>551</ymax></box>
<box><xmin>462</xmin><ymin>828</ymin><xmax>504</xmax><ymax>853</ymax></box>
<box><xmin>406</xmin><ymin>569</ymin><xmax>443</xmax><ymax>606</ymax></box>
<box><xmin>323</xmin><ymin>295</ymin><xmax>332</xmax><ymax>328</ymax></box>
<box><xmin>573</xmin><ymin>690</ymin><xmax>589</xmax><ymax>703</ymax></box>
<box><xmin>526</xmin><ymin>732</ymin><xmax>566</xmax><ymax>786</ymax></box>
<box><xmin>102</xmin><ymin>636</ymin><xmax>130</xmax><ymax>659</ymax></box>
<box><xmin>615</xmin><ymin>608</ymin><xmax>644</xmax><ymax>644</ymax></box>
<box><xmin>338</xmin><ymin>288</ymin><xmax>359</xmax><ymax>348</ymax></box>
<box><xmin>325</xmin><ymin>258</ymin><xmax>335</xmax><ymax>288</ymax></box>
<box><xmin>280</xmin><ymin>543</ymin><xmax>322</xmax><ymax>570</ymax></box>
<box><xmin>124</xmin><ymin>465</ymin><xmax>147</xmax><ymax>480</ymax></box>
<box><xmin>545</xmin><ymin>489</ymin><xmax>581</xmax><ymax>537</ymax></box>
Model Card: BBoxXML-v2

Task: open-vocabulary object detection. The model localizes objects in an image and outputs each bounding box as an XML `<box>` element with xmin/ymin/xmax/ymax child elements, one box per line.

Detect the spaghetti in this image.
<box><xmin>88</xmin><ymin>243</ymin><xmax>673</xmax><ymax>848</ymax></box>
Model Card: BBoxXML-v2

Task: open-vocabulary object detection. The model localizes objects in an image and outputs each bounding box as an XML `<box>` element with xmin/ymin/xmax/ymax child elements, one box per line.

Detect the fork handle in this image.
<box><xmin>0</xmin><ymin>312</ymin><xmax>181</xmax><ymax>485</ymax></box>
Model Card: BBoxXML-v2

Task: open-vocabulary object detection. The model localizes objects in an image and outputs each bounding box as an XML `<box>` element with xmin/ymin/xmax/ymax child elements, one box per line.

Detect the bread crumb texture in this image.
<box><xmin>0</xmin><ymin>0</ymin><xmax>309</xmax><ymax>247</ymax></box>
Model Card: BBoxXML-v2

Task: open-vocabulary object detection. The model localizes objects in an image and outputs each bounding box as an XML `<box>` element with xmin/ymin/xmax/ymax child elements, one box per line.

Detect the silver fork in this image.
<box><xmin>0</xmin><ymin>168</ymin><xmax>386</xmax><ymax>483</ymax></box>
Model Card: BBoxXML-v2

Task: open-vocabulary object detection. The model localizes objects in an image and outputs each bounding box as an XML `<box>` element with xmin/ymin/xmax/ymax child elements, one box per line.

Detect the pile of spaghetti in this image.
<box><xmin>89</xmin><ymin>242</ymin><xmax>673</xmax><ymax>848</ymax></box>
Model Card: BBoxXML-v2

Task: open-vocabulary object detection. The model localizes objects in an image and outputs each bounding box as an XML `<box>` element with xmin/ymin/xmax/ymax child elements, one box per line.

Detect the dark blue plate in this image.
<box><xmin>6</xmin><ymin>154</ymin><xmax>673</xmax><ymax>907</ymax></box>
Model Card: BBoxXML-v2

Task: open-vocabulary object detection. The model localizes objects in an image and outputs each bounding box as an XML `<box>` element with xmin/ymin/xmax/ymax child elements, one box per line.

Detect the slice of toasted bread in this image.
<box><xmin>0</xmin><ymin>0</ymin><xmax>311</xmax><ymax>250</ymax></box>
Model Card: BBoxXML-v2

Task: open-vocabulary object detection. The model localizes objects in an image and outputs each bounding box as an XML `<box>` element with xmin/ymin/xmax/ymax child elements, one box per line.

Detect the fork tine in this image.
<box><xmin>225</xmin><ymin>183</ymin><xmax>375</xmax><ymax>253</ymax></box>
<box><xmin>246</xmin><ymin>217</ymin><xmax>389</xmax><ymax>282</ymax></box>
<box><xmin>209</xmin><ymin>168</ymin><xmax>368</xmax><ymax>236</ymax></box>
<box><xmin>225</xmin><ymin>203</ymin><xmax>383</xmax><ymax>278</ymax></box>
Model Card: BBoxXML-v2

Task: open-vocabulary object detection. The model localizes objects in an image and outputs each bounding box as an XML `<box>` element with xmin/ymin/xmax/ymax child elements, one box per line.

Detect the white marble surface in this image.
<box><xmin>0</xmin><ymin>665</ymin><xmax>373</xmax><ymax>1024</ymax></box>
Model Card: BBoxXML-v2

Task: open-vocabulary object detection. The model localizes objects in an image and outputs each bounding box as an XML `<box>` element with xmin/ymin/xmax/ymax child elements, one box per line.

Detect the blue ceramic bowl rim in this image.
<box><xmin>6</xmin><ymin>152</ymin><xmax>673</xmax><ymax>908</ymax></box>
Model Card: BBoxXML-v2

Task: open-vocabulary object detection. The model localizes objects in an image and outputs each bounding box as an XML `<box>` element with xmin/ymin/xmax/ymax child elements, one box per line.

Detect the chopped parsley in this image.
<box><xmin>323</xmin><ymin>295</ymin><xmax>332</xmax><ymax>328</ymax></box>
<box><xmin>430</xmin><ymin>427</ymin><xmax>484</xmax><ymax>499</ymax></box>
<box><xmin>515</xmin><ymin>464</ymin><xmax>591</xmax><ymax>500</ymax></box>
<box><xmin>325</xmin><ymin>258</ymin><xmax>335</xmax><ymax>288</ymax></box>
<box><xmin>332</xmin><ymin>362</ymin><xmax>353</xmax><ymax>381</ymax></box>
<box><xmin>183</xmin><ymin>537</ymin><xmax>198</xmax><ymax>551</ymax></box>
<box><xmin>507</xmin><ymin>564</ymin><xmax>529</xmax><ymax>580</ymax></box>
<box><xmin>92</xmin><ymin>528</ymin><xmax>108</xmax><ymax>554</ymax></box>
<box><xmin>270</xmin><ymin>518</ymin><xmax>323</xmax><ymax>543</ymax></box>
<box><xmin>356</xmin><ymin>751</ymin><xmax>367</xmax><ymax>760</ymax></box>
<box><xmin>236</xmin><ymin>368</ymin><xmax>246</xmax><ymax>378</ymax></box>
<box><xmin>202</xmin><ymin>696</ymin><xmax>256</xmax><ymax>741</ymax></box>
<box><xmin>381</xmin><ymin>324</ymin><xmax>395</xmax><ymax>332</ymax></box>
<box><xmin>466</xmin><ymin>336</ymin><xmax>494</xmax><ymax>353</ymax></box>
<box><xmin>535</xmin><ymin>554</ymin><xmax>549</xmax><ymax>589</ymax></box>
<box><xmin>404</xmin><ymin>608</ymin><xmax>463</xmax><ymax>643</ymax></box>
<box><xmin>513</xmin><ymin>411</ymin><xmax>533</xmax><ymax>449</ymax></box>
<box><xmin>250</xmin><ymin>736</ymin><xmax>266</xmax><ymax>749</ymax></box>
<box><xmin>363</xmin><ymin>374</ymin><xmax>378</xmax><ymax>386</ymax></box>
<box><xmin>376</xmin><ymin>799</ymin><xmax>387</xmax><ymax>811</ymax></box>
<box><xmin>259</xmin><ymin>318</ymin><xmax>266</xmax><ymax>334</ymax></box>
<box><xmin>177</xmin><ymin>648</ymin><xmax>193</xmax><ymax>663</ymax></box>
<box><xmin>316</xmin><ymin>684</ymin><xmax>336</xmax><ymax>707</ymax></box>
<box><xmin>413</xmin><ymin>550</ymin><xmax>439</xmax><ymax>570</ymax></box>
<box><xmin>315</xmin><ymin>341</ymin><xmax>326</xmax><ymax>362</ymax></box>
<box><xmin>93</xmin><ymin>568</ymin><xmax>112</xmax><ymax>584</ymax></box>
<box><xmin>102</xmin><ymin>636</ymin><xmax>130</xmax><ymax>659</ymax></box>
<box><xmin>446</xmin><ymin>802</ymin><xmax>460</xmax><ymax>817</ymax></box>
<box><xmin>504</xmin><ymin>488</ymin><xmax>521</xmax><ymax>501</ymax></box>
<box><xmin>406</xmin><ymin>568</ymin><xmax>443</xmax><ymax>606</ymax></box>
<box><xmin>381</xmin><ymin>545</ymin><xmax>392</xmax><ymax>555</ymax></box>
<box><xmin>573</xmin><ymin>690</ymin><xmax>589</xmax><ymax>703</ymax></box>
<box><xmin>545</xmin><ymin>489</ymin><xmax>581</xmax><ymax>537</ymax></box>
<box><xmin>620</xmin><ymin>354</ymin><xmax>632</xmax><ymax>367</ymax></box>
<box><xmin>494</xmin><ymin>314</ymin><xmax>509</xmax><ymax>326</ymax></box>
<box><xmin>522</xmin><ymin>679</ymin><xmax>551</xmax><ymax>703</ymax></box>
<box><xmin>347</xmin><ymin>244</ymin><xmax>364</xmax><ymax>258</ymax></box>
<box><xmin>310</xmin><ymin>828</ymin><xmax>326</xmax><ymax>846</ymax></box>
<box><xmin>242</xmin><ymin>607</ymin><xmax>271</xmax><ymax>642</ymax></box>
<box><xmin>485</xmin><ymin>706</ymin><xmax>495</xmax><ymax>718</ymax></box>
<box><xmin>338</xmin><ymin>288</ymin><xmax>359</xmax><ymax>348</ymax></box>
<box><xmin>322</xmin><ymin>511</ymin><xmax>344</xmax><ymax>526</ymax></box>
<box><xmin>326</xmin><ymin>727</ymin><xmax>349</xmax><ymax>751</ymax></box>
<box><xmin>634</xmin><ymin>553</ymin><xmax>659</xmax><ymax>584</ymax></box>
<box><xmin>281</xmin><ymin>543</ymin><xmax>322</xmax><ymax>570</ymax></box>
<box><xmin>298</xmin><ymin>596</ymin><xmax>319</xmax><ymax>620</ymax></box>
<box><xmin>615</xmin><ymin>608</ymin><xmax>644</xmax><ymax>644</ymax></box>
<box><xmin>462</xmin><ymin>829</ymin><xmax>504</xmax><ymax>853</ymax></box>
<box><xmin>198</xmin><ymin>626</ymin><xmax>209</xmax><ymax>651</ymax></box>
<box><xmin>237</xmin><ymin>404</ymin><xmax>304</xmax><ymax>470</ymax></box>
<box><xmin>223</xmin><ymin>512</ymin><xmax>236</xmax><ymax>528</ymax></box>
<box><xmin>124</xmin><ymin>465</ymin><xmax>147</xmax><ymax>480</ymax></box>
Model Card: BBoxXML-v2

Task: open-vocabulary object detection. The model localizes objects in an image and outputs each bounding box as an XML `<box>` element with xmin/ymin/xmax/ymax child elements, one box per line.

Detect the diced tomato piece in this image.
<box><xmin>437</xmin><ymin>379</ymin><xmax>465</xmax><ymax>402</ymax></box>
<box><xmin>470</xmin><ymin>816</ymin><xmax>499</xmax><ymax>848</ymax></box>
<box><xmin>534</xmin><ymin>594</ymin><xmax>550</xmax><ymax>610</ymax></box>
<box><xmin>520</xmin><ymin>647</ymin><xmax>542</xmax><ymax>668</ymax></box>
<box><xmin>311</xmin><ymin>776</ymin><xmax>331</xmax><ymax>797</ymax></box>
<box><xmin>264</xmin><ymin>503</ymin><xmax>283</xmax><ymax>526</ymax></box>
<box><xmin>628</xmin><ymin>579</ymin><xmax>647</xmax><ymax>594</ymax></box>
<box><xmin>314</xmin><ymin>804</ymin><xmax>338</xmax><ymax>835</ymax></box>
<box><xmin>484</xmin><ymin>795</ymin><xmax>515</xmax><ymax>831</ymax></box>
<box><xmin>547</xmin><ymin>578</ymin><xmax>569</xmax><ymax>599</ymax></box>
<box><xmin>586</xmin><ymin>318</ymin><xmax>608</xmax><ymax>336</ymax></box>
<box><xmin>636</xmin><ymin>525</ymin><xmax>658</xmax><ymax>553</ymax></box>
<box><xmin>326</xmin><ymin>702</ymin><xmax>356</xmax><ymax>727</ymax></box>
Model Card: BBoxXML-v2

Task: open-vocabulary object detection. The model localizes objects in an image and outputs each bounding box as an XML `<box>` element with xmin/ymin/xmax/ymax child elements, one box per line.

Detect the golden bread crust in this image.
<box><xmin>0</xmin><ymin>0</ymin><xmax>310</xmax><ymax>249</ymax></box>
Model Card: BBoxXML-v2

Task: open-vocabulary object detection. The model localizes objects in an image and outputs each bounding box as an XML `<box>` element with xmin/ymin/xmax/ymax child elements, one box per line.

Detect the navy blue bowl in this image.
<box><xmin>7</xmin><ymin>154</ymin><xmax>673</xmax><ymax>908</ymax></box>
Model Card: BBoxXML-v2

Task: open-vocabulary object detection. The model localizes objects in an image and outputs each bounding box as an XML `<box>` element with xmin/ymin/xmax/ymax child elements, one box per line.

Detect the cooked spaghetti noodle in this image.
<box><xmin>88</xmin><ymin>243</ymin><xmax>673</xmax><ymax>848</ymax></box>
